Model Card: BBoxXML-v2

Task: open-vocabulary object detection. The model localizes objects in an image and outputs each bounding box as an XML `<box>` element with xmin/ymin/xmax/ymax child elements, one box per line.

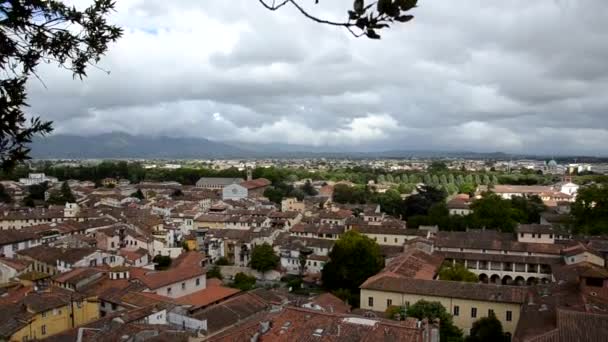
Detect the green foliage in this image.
<box><xmin>468</xmin><ymin>193</ymin><xmax>518</xmax><ymax>232</ymax></box>
<box><xmin>458</xmin><ymin>183</ymin><xmax>476</xmax><ymax>195</ymax></box>
<box><xmin>231</xmin><ymin>272</ymin><xmax>256</xmax><ymax>291</ymax></box>
<box><xmin>0</xmin><ymin>0</ymin><xmax>122</xmax><ymax>170</ymax></box>
<box><xmin>131</xmin><ymin>189</ymin><xmax>145</xmax><ymax>200</ymax></box>
<box><xmin>264</xmin><ymin>182</ymin><xmax>304</xmax><ymax>204</ymax></box>
<box><xmin>386</xmin><ymin>305</ymin><xmax>407</xmax><ymax>320</ymax></box>
<box><xmin>47</xmin><ymin>181</ymin><xmax>75</xmax><ymax>205</ymax></box>
<box><xmin>429</xmin><ymin>161</ymin><xmax>448</xmax><ymax>173</ymax></box>
<box><xmin>402</xmin><ymin>186</ymin><xmax>447</xmax><ymax>218</ymax></box>
<box><xmin>333</xmin><ymin>184</ymin><xmax>370</xmax><ymax>204</ymax></box>
<box><xmin>181</xmin><ymin>241</ymin><xmax>191</xmax><ymax>252</ymax></box>
<box><xmin>261</xmin><ymin>0</ymin><xmax>418</xmax><ymax>39</ymax></box>
<box><xmin>0</xmin><ymin>184</ymin><xmax>11</xmax><ymax>203</ymax></box>
<box><xmin>406</xmin><ymin>300</ymin><xmax>463</xmax><ymax>342</ymax></box>
<box><xmin>215</xmin><ymin>257</ymin><xmax>231</xmax><ymax>266</ymax></box>
<box><xmin>250</xmin><ymin>243</ymin><xmax>279</xmax><ymax>273</ymax></box>
<box><xmin>465</xmin><ymin>312</ymin><xmax>505</xmax><ymax>342</ymax></box>
<box><xmin>571</xmin><ymin>185</ymin><xmax>608</xmax><ymax>235</ymax></box>
<box><xmin>22</xmin><ymin>196</ymin><xmax>35</xmax><ymax>207</ymax></box>
<box><xmin>301</xmin><ymin>180</ymin><xmax>318</xmax><ymax>196</ymax></box>
<box><xmin>438</xmin><ymin>262</ymin><xmax>478</xmax><ymax>282</ymax></box>
<box><xmin>153</xmin><ymin>255</ymin><xmax>172</xmax><ymax>270</ymax></box>
<box><xmin>397</xmin><ymin>183</ymin><xmax>415</xmax><ymax>194</ymax></box>
<box><xmin>321</xmin><ymin>231</ymin><xmax>384</xmax><ymax>307</ymax></box>
<box><xmin>23</xmin><ymin>181</ymin><xmax>48</xmax><ymax>206</ymax></box>
<box><xmin>207</xmin><ymin>265</ymin><xmax>223</xmax><ymax>280</ymax></box>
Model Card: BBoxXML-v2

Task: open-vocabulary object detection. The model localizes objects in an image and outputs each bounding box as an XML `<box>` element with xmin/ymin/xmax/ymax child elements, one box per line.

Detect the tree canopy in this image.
<box><xmin>131</xmin><ymin>189</ymin><xmax>145</xmax><ymax>200</ymax></box>
<box><xmin>0</xmin><ymin>183</ymin><xmax>12</xmax><ymax>203</ymax></box>
<box><xmin>250</xmin><ymin>243</ymin><xmax>280</xmax><ymax>273</ymax></box>
<box><xmin>571</xmin><ymin>184</ymin><xmax>608</xmax><ymax>235</ymax></box>
<box><xmin>47</xmin><ymin>181</ymin><xmax>75</xmax><ymax>205</ymax></box>
<box><xmin>259</xmin><ymin>0</ymin><xmax>418</xmax><ymax>39</ymax></box>
<box><xmin>231</xmin><ymin>272</ymin><xmax>256</xmax><ymax>291</ymax></box>
<box><xmin>406</xmin><ymin>300</ymin><xmax>463</xmax><ymax>342</ymax></box>
<box><xmin>438</xmin><ymin>262</ymin><xmax>478</xmax><ymax>283</ymax></box>
<box><xmin>403</xmin><ymin>185</ymin><xmax>447</xmax><ymax>218</ymax></box>
<box><xmin>0</xmin><ymin>0</ymin><xmax>122</xmax><ymax>170</ymax></box>
<box><xmin>465</xmin><ymin>312</ymin><xmax>505</xmax><ymax>342</ymax></box>
<box><xmin>321</xmin><ymin>231</ymin><xmax>384</xmax><ymax>306</ymax></box>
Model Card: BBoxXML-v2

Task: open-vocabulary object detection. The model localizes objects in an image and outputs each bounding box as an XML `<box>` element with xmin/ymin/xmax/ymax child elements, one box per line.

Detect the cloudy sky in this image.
<box><xmin>27</xmin><ymin>0</ymin><xmax>608</xmax><ymax>155</ymax></box>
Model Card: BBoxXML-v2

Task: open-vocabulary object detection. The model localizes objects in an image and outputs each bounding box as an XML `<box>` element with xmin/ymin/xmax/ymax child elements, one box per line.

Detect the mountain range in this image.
<box><xmin>29</xmin><ymin>133</ymin><xmax>601</xmax><ymax>161</ymax></box>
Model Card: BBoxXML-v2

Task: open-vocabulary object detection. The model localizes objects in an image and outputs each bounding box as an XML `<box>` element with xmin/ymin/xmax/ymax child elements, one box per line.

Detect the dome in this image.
<box><xmin>548</xmin><ymin>160</ymin><xmax>558</xmax><ymax>167</ymax></box>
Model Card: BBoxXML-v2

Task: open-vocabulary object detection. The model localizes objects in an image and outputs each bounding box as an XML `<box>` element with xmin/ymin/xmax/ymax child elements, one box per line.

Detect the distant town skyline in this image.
<box><xmin>26</xmin><ymin>0</ymin><xmax>608</xmax><ymax>155</ymax></box>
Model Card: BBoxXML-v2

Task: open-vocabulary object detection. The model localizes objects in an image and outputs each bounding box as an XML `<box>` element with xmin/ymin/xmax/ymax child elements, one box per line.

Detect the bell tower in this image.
<box><xmin>246</xmin><ymin>168</ymin><xmax>252</xmax><ymax>181</ymax></box>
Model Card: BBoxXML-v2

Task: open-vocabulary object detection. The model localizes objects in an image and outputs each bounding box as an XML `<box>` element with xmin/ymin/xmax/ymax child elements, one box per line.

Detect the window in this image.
<box><xmin>368</xmin><ymin>297</ymin><xmax>374</xmax><ymax>307</ymax></box>
<box><xmin>405</xmin><ymin>301</ymin><xmax>410</xmax><ymax>308</ymax></box>
<box><xmin>387</xmin><ymin>299</ymin><xmax>392</xmax><ymax>307</ymax></box>
<box><xmin>471</xmin><ymin>307</ymin><xmax>477</xmax><ymax>318</ymax></box>
<box><xmin>196</xmin><ymin>278</ymin><xmax>201</xmax><ymax>286</ymax></box>
<box><xmin>549</xmin><ymin>234</ymin><xmax>553</xmax><ymax>239</ymax></box>
<box><xmin>12</xmin><ymin>243</ymin><xmax>18</xmax><ymax>251</ymax></box>
<box><xmin>181</xmin><ymin>282</ymin><xmax>186</xmax><ymax>290</ymax></box>
<box><xmin>520</xmin><ymin>233</ymin><xmax>524</xmax><ymax>238</ymax></box>
<box><xmin>453</xmin><ymin>306</ymin><xmax>460</xmax><ymax>316</ymax></box>
<box><xmin>167</xmin><ymin>287</ymin><xmax>172</xmax><ymax>295</ymax></box>
<box><xmin>41</xmin><ymin>325</ymin><xmax>47</xmax><ymax>335</ymax></box>
<box><xmin>394</xmin><ymin>238</ymin><xmax>397</xmax><ymax>243</ymax></box>
<box><xmin>506</xmin><ymin>311</ymin><xmax>512</xmax><ymax>322</ymax></box>
<box><xmin>383</xmin><ymin>237</ymin><xmax>387</xmax><ymax>242</ymax></box>
<box><xmin>488</xmin><ymin>309</ymin><xmax>494</xmax><ymax>316</ymax></box>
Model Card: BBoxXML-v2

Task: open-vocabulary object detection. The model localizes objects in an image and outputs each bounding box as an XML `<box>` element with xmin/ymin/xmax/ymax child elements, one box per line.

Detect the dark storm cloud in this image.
<box><xmin>24</xmin><ymin>0</ymin><xmax>608</xmax><ymax>154</ymax></box>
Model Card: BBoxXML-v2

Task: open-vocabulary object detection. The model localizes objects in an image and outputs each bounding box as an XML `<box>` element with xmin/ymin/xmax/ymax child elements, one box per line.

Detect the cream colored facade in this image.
<box><xmin>360</xmin><ymin>289</ymin><xmax>521</xmax><ymax>336</ymax></box>
<box><xmin>365</xmin><ymin>233</ymin><xmax>420</xmax><ymax>246</ymax></box>
<box><xmin>564</xmin><ymin>251</ymin><xmax>605</xmax><ymax>267</ymax></box>
<box><xmin>517</xmin><ymin>232</ymin><xmax>555</xmax><ymax>244</ymax></box>
<box><xmin>281</xmin><ymin>198</ymin><xmax>305</xmax><ymax>213</ymax></box>
<box><xmin>195</xmin><ymin>219</ymin><xmax>225</xmax><ymax>230</ymax></box>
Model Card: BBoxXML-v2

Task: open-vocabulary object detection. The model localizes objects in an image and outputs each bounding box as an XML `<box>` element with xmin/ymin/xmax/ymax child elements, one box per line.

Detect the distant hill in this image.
<box><xmin>29</xmin><ymin>132</ymin><xmax>598</xmax><ymax>161</ymax></box>
<box><xmin>30</xmin><ymin>133</ymin><xmax>247</xmax><ymax>159</ymax></box>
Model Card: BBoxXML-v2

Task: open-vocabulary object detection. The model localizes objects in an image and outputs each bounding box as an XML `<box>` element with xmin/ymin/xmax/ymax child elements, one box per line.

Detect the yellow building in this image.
<box><xmin>360</xmin><ymin>281</ymin><xmax>525</xmax><ymax>335</ymax></box>
<box><xmin>1</xmin><ymin>287</ymin><xmax>99</xmax><ymax>341</ymax></box>
<box><xmin>359</xmin><ymin>247</ymin><xmax>527</xmax><ymax>336</ymax></box>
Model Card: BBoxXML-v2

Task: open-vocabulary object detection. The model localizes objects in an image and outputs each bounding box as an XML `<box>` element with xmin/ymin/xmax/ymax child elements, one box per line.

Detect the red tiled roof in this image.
<box><xmin>0</xmin><ymin>257</ymin><xmax>31</xmax><ymax>271</ymax></box>
<box><xmin>213</xmin><ymin>307</ymin><xmax>425</xmax><ymax>342</ymax></box>
<box><xmin>175</xmin><ymin>284</ymin><xmax>240</xmax><ymax>310</ymax></box>
<box><xmin>240</xmin><ymin>178</ymin><xmax>271</xmax><ymax>190</ymax></box>
<box><xmin>131</xmin><ymin>252</ymin><xmax>206</xmax><ymax>290</ymax></box>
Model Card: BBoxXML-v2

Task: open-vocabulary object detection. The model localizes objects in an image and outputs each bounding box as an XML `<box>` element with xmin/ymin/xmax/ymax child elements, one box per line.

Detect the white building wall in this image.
<box><xmin>222</xmin><ymin>184</ymin><xmax>248</xmax><ymax>201</ymax></box>
<box><xmin>152</xmin><ymin>275</ymin><xmax>206</xmax><ymax>298</ymax></box>
<box><xmin>517</xmin><ymin>233</ymin><xmax>555</xmax><ymax>244</ymax></box>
